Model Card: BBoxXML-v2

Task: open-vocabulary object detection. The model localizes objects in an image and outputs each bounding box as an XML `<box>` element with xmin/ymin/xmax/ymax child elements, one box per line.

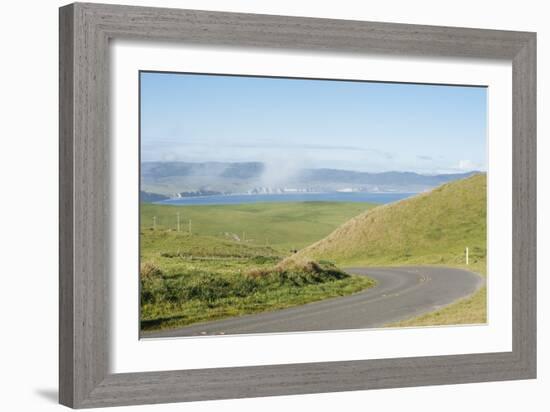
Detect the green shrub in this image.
<box><xmin>140</xmin><ymin>276</ymin><xmax>166</xmax><ymax>304</ymax></box>
<box><xmin>183</xmin><ymin>276</ymin><xmax>232</xmax><ymax>302</ymax></box>
<box><xmin>246</xmin><ymin>258</ymin><xmax>349</xmax><ymax>288</ymax></box>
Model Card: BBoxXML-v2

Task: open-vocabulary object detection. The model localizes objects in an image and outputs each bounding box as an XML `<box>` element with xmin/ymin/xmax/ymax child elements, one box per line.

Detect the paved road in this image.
<box><xmin>143</xmin><ymin>266</ymin><xmax>484</xmax><ymax>338</ymax></box>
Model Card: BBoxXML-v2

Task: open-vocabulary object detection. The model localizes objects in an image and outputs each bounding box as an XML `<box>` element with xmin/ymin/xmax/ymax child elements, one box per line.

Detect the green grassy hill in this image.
<box><xmin>292</xmin><ymin>174</ymin><xmax>487</xmax><ymax>327</ymax></box>
<box><xmin>294</xmin><ymin>174</ymin><xmax>487</xmax><ymax>272</ymax></box>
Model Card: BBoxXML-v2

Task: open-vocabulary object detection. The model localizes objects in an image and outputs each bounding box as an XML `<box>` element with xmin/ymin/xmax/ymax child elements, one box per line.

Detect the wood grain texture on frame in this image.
<box><xmin>59</xmin><ymin>2</ymin><xmax>536</xmax><ymax>408</ymax></box>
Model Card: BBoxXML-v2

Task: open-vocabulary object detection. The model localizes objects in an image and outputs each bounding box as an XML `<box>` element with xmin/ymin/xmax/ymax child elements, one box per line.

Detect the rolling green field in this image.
<box><xmin>293</xmin><ymin>174</ymin><xmax>487</xmax><ymax>326</ymax></box>
<box><xmin>140</xmin><ymin>202</ymin><xmax>377</xmax><ymax>331</ymax></box>
<box><xmin>140</xmin><ymin>201</ymin><xmax>374</xmax><ymax>252</ymax></box>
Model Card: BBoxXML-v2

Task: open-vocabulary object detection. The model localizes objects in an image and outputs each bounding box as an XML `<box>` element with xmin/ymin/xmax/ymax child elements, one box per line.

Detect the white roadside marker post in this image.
<box><xmin>466</xmin><ymin>247</ymin><xmax>469</xmax><ymax>265</ymax></box>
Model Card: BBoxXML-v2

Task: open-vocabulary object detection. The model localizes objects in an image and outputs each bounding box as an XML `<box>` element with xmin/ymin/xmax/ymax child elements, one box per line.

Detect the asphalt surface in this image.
<box><xmin>142</xmin><ymin>266</ymin><xmax>485</xmax><ymax>338</ymax></box>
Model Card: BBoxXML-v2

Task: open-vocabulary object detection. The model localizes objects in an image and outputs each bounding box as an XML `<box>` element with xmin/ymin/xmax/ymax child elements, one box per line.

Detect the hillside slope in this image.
<box><xmin>294</xmin><ymin>174</ymin><xmax>487</xmax><ymax>269</ymax></box>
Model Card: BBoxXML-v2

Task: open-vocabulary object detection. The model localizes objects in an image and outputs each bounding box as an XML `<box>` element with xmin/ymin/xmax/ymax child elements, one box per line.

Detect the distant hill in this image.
<box><xmin>141</xmin><ymin>161</ymin><xmax>264</xmax><ymax>180</ymax></box>
<box><xmin>295</xmin><ymin>169</ymin><xmax>477</xmax><ymax>191</ymax></box>
<box><xmin>140</xmin><ymin>191</ymin><xmax>170</xmax><ymax>203</ymax></box>
<box><xmin>141</xmin><ymin>161</ymin><xmax>479</xmax><ymax>196</ymax></box>
<box><xmin>141</xmin><ymin>161</ymin><xmax>264</xmax><ymax>195</ymax></box>
<box><xmin>292</xmin><ymin>174</ymin><xmax>487</xmax><ymax>267</ymax></box>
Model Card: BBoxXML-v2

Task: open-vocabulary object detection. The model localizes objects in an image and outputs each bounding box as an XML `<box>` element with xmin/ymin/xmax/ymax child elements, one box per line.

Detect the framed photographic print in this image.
<box><xmin>59</xmin><ymin>2</ymin><xmax>536</xmax><ymax>408</ymax></box>
<box><xmin>138</xmin><ymin>71</ymin><xmax>488</xmax><ymax>338</ymax></box>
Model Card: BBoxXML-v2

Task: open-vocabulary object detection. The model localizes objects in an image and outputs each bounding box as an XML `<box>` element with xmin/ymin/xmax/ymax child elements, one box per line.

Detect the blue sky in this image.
<box><xmin>140</xmin><ymin>72</ymin><xmax>486</xmax><ymax>174</ymax></box>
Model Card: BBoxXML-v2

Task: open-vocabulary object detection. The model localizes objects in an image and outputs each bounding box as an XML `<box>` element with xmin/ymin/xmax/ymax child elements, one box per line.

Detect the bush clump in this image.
<box><xmin>140</xmin><ymin>261</ymin><xmax>163</xmax><ymax>278</ymax></box>
<box><xmin>246</xmin><ymin>258</ymin><xmax>349</xmax><ymax>286</ymax></box>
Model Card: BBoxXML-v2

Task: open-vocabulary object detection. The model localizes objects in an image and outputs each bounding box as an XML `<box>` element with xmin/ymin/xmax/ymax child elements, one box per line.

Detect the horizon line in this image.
<box><xmin>140</xmin><ymin>160</ymin><xmax>485</xmax><ymax>176</ymax></box>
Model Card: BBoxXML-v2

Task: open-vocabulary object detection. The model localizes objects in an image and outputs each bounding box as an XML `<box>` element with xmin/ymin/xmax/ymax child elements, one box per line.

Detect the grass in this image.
<box><xmin>293</xmin><ymin>174</ymin><xmax>487</xmax><ymax>327</ymax></box>
<box><xmin>140</xmin><ymin>201</ymin><xmax>375</xmax><ymax>252</ymax></box>
<box><xmin>295</xmin><ymin>174</ymin><xmax>486</xmax><ymax>268</ymax></box>
<box><xmin>139</xmin><ymin>202</ymin><xmax>377</xmax><ymax>332</ymax></box>
<box><xmin>389</xmin><ymin>286</ymin><xmax>487</xmax><ymax>327</ymax></box>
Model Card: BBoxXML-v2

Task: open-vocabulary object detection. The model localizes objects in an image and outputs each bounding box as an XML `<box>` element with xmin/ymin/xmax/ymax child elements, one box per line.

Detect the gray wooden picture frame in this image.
<box><xmin>59</xmin><ymin>2</ymin><xmax>536</xmax><ymax>408</ymax></box>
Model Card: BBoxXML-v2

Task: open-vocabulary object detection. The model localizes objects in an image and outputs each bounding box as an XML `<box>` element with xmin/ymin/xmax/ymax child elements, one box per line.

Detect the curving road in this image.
<box><xmin>143</xmin><ymin>266</ymin><xmax>484</xmax><ymax>338</ymax></box>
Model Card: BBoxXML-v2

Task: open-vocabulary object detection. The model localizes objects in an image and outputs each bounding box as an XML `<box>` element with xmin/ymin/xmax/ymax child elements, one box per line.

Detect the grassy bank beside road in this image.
<box><xmin>389</xmin><ymin>286</ymin><xmax>486</xmax><ymax>327</ymax></box>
